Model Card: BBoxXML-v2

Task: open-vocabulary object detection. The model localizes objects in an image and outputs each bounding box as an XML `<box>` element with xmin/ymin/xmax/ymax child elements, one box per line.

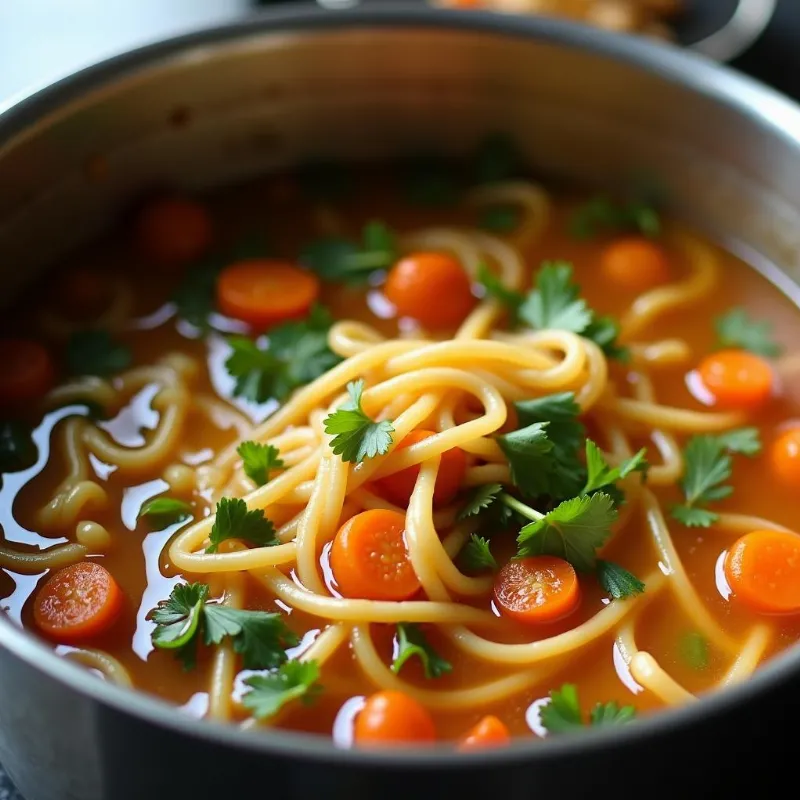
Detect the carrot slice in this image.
<box><xmin>329</xmin><ymin>509</ymin><xmax>420</xmax><ymax>601</ymax></box>
<box><xmin>0</xmin><ymin>338</ymin><xmax>55</xmax><ymax>406</ymax></box>
<box><xmin>384</xmin><ymin>252</ymin><xmax>476</xmax><ymax>329</ymax></box>
<box><xmin>136</xmin><ymin>197</ymin><xmax>213</xmax><ymax>267</ymax></box>
<box><xmin>374</xmin><ymin>429</ymin><xmax>467</xmax><ymax>508</ymax></box>
<box><xmin>600</xmin><ymin>237</ymin><xmax>671</xmax><ymax>293</ymax></box>
<box><xmin>458</xmin><ymin>715</ymin><xmax>511</xmax><ymax>751</ymax></box>
<box><xmin>493</xmin><ymin>556</ymin><xmax>581</xmax><ymax>624</ymax></box>
<box><xmin>217</xmin><ymin>259</ymin><xmax>320</xmax><ymax>329</ymax></box>
<box><xmin>695</xmin><ymin>349</ymin><xmax>774</xmax><ymax>411</ymax></box>
<box><xmin>724</xmin><ymin>529</ymin><xmax>800</xmax><ymax>614</ymax></box>
<box><xmin>354</xmin><ymin>690</ymin><xmax>436</xmax><ymax>746</ymax></box>
<box><xmin>33</xmin><ymin>562</ymin><xmax>124</xmax><ymax>642</ymax></box>
<box><xmin>769</xmin><ymin>428</ymin><xmax>800</xmax><ymax>488</ymax></box>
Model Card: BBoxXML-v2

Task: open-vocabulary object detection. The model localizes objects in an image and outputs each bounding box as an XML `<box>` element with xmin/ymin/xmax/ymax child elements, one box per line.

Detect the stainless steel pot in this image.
<box><xmin>2</xmin><ymin>6</ymin><xmax>800</xmax><ymax>799</ymax></box>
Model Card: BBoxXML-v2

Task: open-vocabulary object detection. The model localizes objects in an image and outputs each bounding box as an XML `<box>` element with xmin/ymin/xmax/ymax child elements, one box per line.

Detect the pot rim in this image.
<box><xmin>1</xmin><ymin>2</ymin><xmax>800</xmax><ymax>767</ymax></box>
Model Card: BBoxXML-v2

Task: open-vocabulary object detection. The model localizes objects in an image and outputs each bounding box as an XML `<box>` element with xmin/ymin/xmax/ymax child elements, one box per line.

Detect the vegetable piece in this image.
<box><xmin>540</xmin><ymin>683</ymin><xmax>636</xmax><ymax>734</ymax></box>
<box><xmin>138</xmin><ymin>497</ymin><xmax>192</xmax><ymax>527</ymax></box>
<box><xmin>678</xmin><ymin>632</ymin><xmax>709</xmax><ymax>671</ymax></box>
<box><xmin>206</xmin><ymin>497</ymin><xmax>279</xmax><ymax>553</ymax></box>
<box><xmin>460</xmin><ymin>534</ymin><xmax>497</xmax><ymax>573</ymax></box>
<box><xmin>671</xmin><ymin>430</ymin><xmax>761</xmax><ymax>527</ymax></box>
<box><xmin>582</xmin><ymin>441</ymin><xmax>648</xmax><ymax>503</ymax></box>
<box><xmin>458</xmin><ymin>716</ymin><xmax>511</xmax><ymax>751</ymax></box>
<box><xmin>241</xmin><ymin>660</ymin><xmax>322</xmax><ymax>720</ymax></box>
<box><xmin>329</xmin><ymin>509</ymin><xmax>420</xmax><ymax>601</ymax></box>
<box><xmin>569</xmin><ymin>196</ymin><xmax>660</xmax><ymax>240</ymax></box>
<box><xmin>477</xmin><ymin>263</ymin><xmax>524</xmax><ymax>325</ymax></box>
<box><xmin>217</xmin><ymin>260</ymin><xmax>320</xmax><ymax>329</ymax></box>
<box><xmin>493</xmin><ymin>556</ymin><xmax>581</xmax><ymax>624</ymax></box>
<box><xmin>172</xmin><ymin>259</ymin><xmax>222</xmax><ymax>331</ymax></box>
<box><xmin>770</xmin><ymin>428</ymin><xmax>800</xmax><ymax>488</ymax></box>
<box><xmin>224</xmin><ymin>304</ymin><xmax>340</xmax><ymax>404</ymax></box>
<box><xmin>136</xmin><ymin>197</ymin><xmax>213</xmax><ymax>267</ymax></box>
<box><xmin>0</xmin><ymin>338</ymin><xmax>55</xmax><ymax>405</ymax></box>
<box><xmin>595</xmin><ymin>560</ymin><xmax>645</xmax><ymax>599</ymax></box>
<box><xmin>0</xmin><ymin>420</ymin><xmax>37</xmax><ymax>473</ymax></box>
<box><xmin>391</xmin><ymin>623</ymin><xmax>452</xmax><ymax>679</ymax></box>
<box><xmin>33</xmin><ymin>562</ymin><xmax>124</xmax><ymax>643</ymax></box>
<box><xmin>479</xmin><ymin>205</ymin><xmax>520</xmax><ymax>234</ymax></box>
<box><xmin>236</xmin><ymin>441</ymin><xmax>284</xmax><ymax>487</ymax></box>
<box><xmin>600</xmin><ymin>237</ymin><xmax>671</xmax><ymax>293</ymax></box>
<box><xmin>458</xmin><ymin>483</ymin><xmax>504</xmax><ymax>520</ymax></box>
<box><xmin>695</xmin><ymin>349</ymin><xmax>774</xmax><ymax>411</ymax></box>
<box><xmin>65</xmin><ymin>330</ymin><xmax>131</xmax><ymax>378</ymax></box>
<box><xmin>149</xmin><ymin>582</ymin><xmax>298</xmax><ymax>670</ymax></box>
<box><xmin>516</xmin><ymin>492</ymin><xmax>618</xmax><ymax>570</ymax></box>
<box><xmin>374</xmin><ymin>429</ymin><xmax>466</xmax><ymax>507</ymax></box>
<box><xmin>354</xmin><ymin>690</ymin><xmax>436</xmax><ymax>746</ymax></box>
<box><xmin>496</xmin><ymin>421</ymin><xmax>556</xmax><ymax>499</ymax></box>
<box><xmin>323</xmin><ymin>379</ymin><xmax>394</xmax><ymax>464</ymax></box>
<box><xmin>384</xmin><ymin>252</ymin><xmax>476</xmax><ymax>329</ymax></box>
<box><xmin>724</xmin><ymin>529</ymin><xmax>800</xmax><ymax>614</ymax></box>
<box><xmin>714</xmin><ymin>308</ymin><xmax>782</xmax><ymax>357</ymax></box>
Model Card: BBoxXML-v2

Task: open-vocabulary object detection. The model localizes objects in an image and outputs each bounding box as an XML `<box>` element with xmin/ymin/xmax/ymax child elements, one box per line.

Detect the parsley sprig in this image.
<box><xmin>391</xmin><ymin>623</ymin><xmax>452</xmax><ymax>679</ymax></box>
<box><xmin>540</xmin><ymin>684</ymin><xmax>636</xmax><ymax>734</ymax></box>
<box><xmin>149</xmin><ymin>583</ymin><xmax>298</xmax><ymax>670</ymax></box>
<box><xmin>242</xmin><ymin>660</ymin><xmax>322</xmax><ymax>720</ymax></box>
<box><xmin>670</xmin><ymin>429</ymin><xmax>761</xmax><ymax>527</ymax></box>
<box><xmin>714</xmin><ymin>308</ymin><xmax>782</xmax><ymax>357</ymax></box>
<box><xmin>237</xmin><ymin>441</ymin><xmax>284</xmax><ymax>487</ymax></box>
<box><xmin>460</xmin><ymin>534</ymin><xmax>497</xmax><ymax>573</ymax></box>
<box><xmin>323</xmin><ymin>379</ymin><xmax>394</xmax><ymax>463</ymax></box>
<box><xmin>206</xmin><ymin>497</ymin><xmax>279</xmax><ymax>553</ymax></box>
<box><xmin>138</xmin><ymin>497</ymin><xmax>192</xmax><ymax>527</ymax></box>
<box><xmin>569</xmin><ymin>196</ymin><xmax>660</xmax><ymax>240</ymax></box>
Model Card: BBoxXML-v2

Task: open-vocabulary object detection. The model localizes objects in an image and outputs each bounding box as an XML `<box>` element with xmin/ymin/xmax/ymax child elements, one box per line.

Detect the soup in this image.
<box><xmin>2</xmin><ymin>136</ymin><xmax>800</xmax><ymax>748</ymax></box>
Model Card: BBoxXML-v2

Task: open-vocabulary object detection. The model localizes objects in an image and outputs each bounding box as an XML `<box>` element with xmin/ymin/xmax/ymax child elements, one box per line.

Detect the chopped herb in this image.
<box><xmin>540</xmin><ymin>683</ymin><xmax>636</xmax><ymax>734</ymax></box>
<box><xmin>460</xmin><ymin>534</ymin><xmax>498</xmax><ymax>572</ymax></box>
<box><xmin>236</xmin><ymin>441</ymin><xmax>284</xmax><ymax>487</ymax></box>
<box><xmin>596</xmin><ymin>560</ymin><xmax>645</xmax><ymax>599</ymax></box>
<box><xmin>458</xmin><ymin>483</ymin><xmax>503</xmax><ymax>520</ymax></box>
<box><xmin>391</xmin><ymin>623</ymin><xmax>452</xmax><ymax>679</ymax></box>
<box><xmin>65</xmin><ymin>330</ymin><xmax>131</xmax><ymax>377</ymax></box>
<box><xmin>138</xmin><ymin>497</ymin><xmax>192</xmax><ymax>527</ymax></box>
<box><xmin>582</xmin><ymin>441</ymin><xmax>648</xmax><ymax>503</ymax></box>
<box><xmin>242</xmin><ymin>660</ymin><xmax>322</xmax><ymax>720</ymax></box>
<box><xmin>149</xmin><ymin>582</ymin><xmax>298</xmax><ymax>671</ymax></box>
<box><xmin>206</xmin><ymin>497</ymin><xmax>279</xmax><ymax>554</ymax></box>
<box><xmin>569</xmin><ymin>196</ymin><xmax>660</xmax><ymax>240</ymax></box>
<box><xmin>679</xmin><ymin>632</ymin><xmax>709</xmax><ymax>671</ymax></box>
<box><xmin>477</xmin><ymin>263</ymin><xmax>524</xmax><ymax>325</ymax></box>
<box><xmin>0</xmin><ymin>420</ymin><xmax>36</xmax><ymax>473</ymax></box>
<box><xmin>670</xmin><ymin>430</ymin><xmax>761</xmax><ymax>527</ymax></box>
<box><xmin>479</xmin><ymin>204</ymin><xmax>521</xmax><ymax>233</ymax></box>
<box><xmin>225</xmin><ymin>304</ymin><xmax>340</xmax><ymax>404</ymax></box>
<box><xmin>497</xmin><ymin>421</ymin><xmax>555</xmax><ymax>499</ymax></box>
<box><xmin>323</xmin><ymin>379</ymin><xmax>394</xmax><ymax>463</ymax></box>
<box><xmin>173</xmin><ymin>260</ymin><xmax>222</xmax><ymax>330</ymax></box>
<box><xmin>582</xmin><ymin>314</ymin><xmax>630</xmax><ymax>363</ymax></box>
<box><xmin>516</xmin><ymin>492</ymin><xmax>617</xmax><ymax>571</ymax></box>
<box><xmin>714</xmin><ymin>308</ymin><xmax>782</xmax><ymax>358</ymax></box>
<box><xmin>474</xmin><ymin>133</ymin><xmax>522</xmax><ymax>184</ymax></box>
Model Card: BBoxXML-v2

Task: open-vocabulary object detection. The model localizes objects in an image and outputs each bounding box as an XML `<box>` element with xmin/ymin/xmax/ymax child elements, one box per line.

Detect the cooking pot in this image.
<box><xmin>2</xmin><ymin>5</ymin><xmax>800</xmax><ymax>799</ymax></box>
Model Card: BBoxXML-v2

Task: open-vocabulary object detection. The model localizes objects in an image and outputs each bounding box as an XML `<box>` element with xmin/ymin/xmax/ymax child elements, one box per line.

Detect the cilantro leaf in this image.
<box><xmin>203</xmin><ymin>605</ymin><xmax>298</xmax><ymax>669</ymax></box>
<box><xmin>670</xmin><ymin>506</ymin><xmax>720</xmax><ymax>527</ymax></box>
<box><xmin>479</xmin><ymin>205</ymin><xmax>520</xmax><ymax>233</ymax></box>
<box><xmin>149</xmin><ymin>582</ymin><xmax>209</xmax><ymax>668</ymax></box>
<box><xmin>0</xmin><ymin>420</ymin><xmax>36</xmax><ymax>474</ymax></box>
<box><xmin>173</xmin><ymin>260</ymin><xmax>221</xmax><ymax>331</ymax></box>
<box><xmin>714</xmin><ymin>427</ymin><xmax>762</xmax><ymax>456</ymax></box>
<box><xmin>458</xmin><ymin>483</ymin><xmax>503</xmax><ymax>520</ymax></box>
<box><xmin>516</xmin><ymin>492</ymin><xmax>617</xmax><ymax>571</ymax></box>
<box><xmin>225</xmin><ymin>337</ymin><xmax>287</xmax><ymax>404</ymax></box>
<box><xmin>519</xmin><ymin>261</ymin><xmax>592</xmax><ymax>333</ymax></box>
<box><xmin>477</xmin><ymin>263</ymin><xmax>524</xmax><ymax>324</ymax></box>
<box><xmin>679</xmin><ymin>631</ymin><xmax>709</xmax><ymax>671</ymax></box>
<box><xmin>323</xmin><ymin>379</ymin><xmax>394</xmax><ymax>463</ymax></box>
<box><xmin>589</xmin><ymin>702</ymin><xmax>637</xmax><ymax>727</ymax></box>
<box><xmin>460</xmin><ymin>534</ymin><xmax>498</xmax><ymax>572</ymax></box>
<box><xmin>596</xmin><ymin>560</ymin><xmax>645</xmax><ymax>599</ymax></box>
<box><xmin>138</xmin><ymin>497</ymin><xmax>192</xmax><ymax>527</ymax></box>
<box><xmin>242</xmin><ymin>660</ymin><xmax>322</xmax><ymax>720</ymax></box>
<box><xmin>582</xmin><ymin>315</ymin><xmax>630</xmax><ymax>362</ymax></box>
<box><xmin>540</xmin><ymin>683</ymin><xmax>637</xmax><ymax>734</ymax></box>
<box><xmin>474</xmin><ymin>132</ymin><xmax>522</xmax><ymax>184</ymax></box>
<box><xmin>569</xmin><ymin>196</ymin><xmax>660</xmax><ymax>240</ymax></box>
<box><xmin>391</xmin><ymin>623</ymin><xmax>453</xmax><ymax>679</ymax></box>
<box><xmin>206</xmin><ymin>497</ymin><xmax>279</xmax><ymax>553</ymax></box>
<box><xmin>237</xmin><ymin>441</ymin><xmax>284</xmax><ymax>487</ymax></box>
<box><xmin>65</xmin><ymin>330</ymin><xmax>132</xmax><ymax>377</ymax></box>
<box><xmin>582</xmin><ymin>441</ymin><xmax>648</xmax><ymax>503</ymax></box>
<box><xmin>714</xmin><ymin>308</ymin><xmax>782</xmax><ymax>357</ymax></box>
<box><xmin>497</xmin><ymin>422</ymin><xmax>554</xmax><ymax>499</ymax></box>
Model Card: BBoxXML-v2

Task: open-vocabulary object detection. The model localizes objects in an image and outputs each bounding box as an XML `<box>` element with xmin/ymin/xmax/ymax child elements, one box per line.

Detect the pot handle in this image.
<box><xmin>687</xmin><ymin>0</ymin><xmax>776</xmax><ymax>62</ymax></box>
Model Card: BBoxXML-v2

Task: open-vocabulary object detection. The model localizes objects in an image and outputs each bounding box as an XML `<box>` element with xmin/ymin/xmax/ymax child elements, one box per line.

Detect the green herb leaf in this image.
<box><xmin>206</xmin><ymin>497</ymin><xmax>279</xmax><ymax>554</ymax></box>
<box><xmin>236</xmin><ymin>441</ymin><xmax>284</xmax><ymax>487</ymax></box>
<box><xmin>714</xmin><ymin>427</ymin><xmax>762</xmax><ymax>456</ymax></box>
<box><xmin>149</xmin><ymin>582</ymin><xmax>209</xmax><ymax>668</ymax></box>
<box><xmin>540</xmin><ymin>683</ymin><xmax>637</xmax><ymax>734</ymax></box>
<box><xmin>519</xmin><ymin>261</ymin><xmax>592</xmax><ymax>333</ymax></box>
<box><xmin>569</xmin><ymin>196</ymin><xmax>660</xmax><ymax>240</ymax></box>
<box><xmin>323</xmin><ymin>379</ymin><xmax>394</xmax><ymax>463</ymax></box>
<box><xmin>224</xmin><ymin>337</ymin><xmax>285</xmax><ymax>404</ymax></box>
<box><xmin>391</xmin><ymin>623</ymin><xmax>453</xmax><ymax>679</ymax></box>
<box><xmin>479</xmin><ymin>204</ymin><xmax>521</xmax><ymax>233</ymax></box>
<box><xmin>679</xmin><ymin>631</ymin><xmax>709</xmax><ymax>671</ymax></box>
<box><xmin>460</xmin><ymin>534</ymin><xmax>498</xmax><ymax>573</ymax></box>
<box><xmin>173</xmin><ymin>260</ymin><xmax>221</xmax><ymax>331</ymax></box>
<box><xmin>497</xmin><ymin>421</ymin><xmax>555</xmax><ymax>499</ymax></box>
<box><xmin>582</xmin><ymin>441</ymin><xmax>648</xmax><ymax>503</ymax></box>
<box><xmin>516</xmin><ymin>492</ymin><xmax>617</xmax><ymax>571</ymax></box>
<box><xmin>582</xmin><ymin>315</ymin><xmax>630</xmax><ymax>362</ymax></box>
<box><xmin>458</xmin><ymin>483</ymin><xmax>503</xmax><ymax>520</ymax></box>
<box><xmin>66</xmin><ymin>330</ymin><xmax>132</xmax><ymax>377</ymax></box>
<box><xmin>474</xmin><ymin>133</ymin><xmax>522</xmax><ymax>184</ymax></box>
<box><xmin>596</xmin><ymin>560</ymin><xmax>645</xmax><ymax>599</ymax></box>
<box><xmin>477</xmin><ymin>263</ymin><xmax>524</xmax><ymax>325</ymax></box>
<box><xmin>138</xmin><ymin>497</ymin><xmax>192</xmax><ymax>527</ymax></box>
<box><xmin>242</xmin><ymin>660</ymin><xmax>322</xmax><ymax>720</ymax></box>
<box><xmin>714</xmin><ymin>308</ymin><xmax>782</xmax><ymax>357</ymax></box>
<box><xmin>0</xmin><ymin>420</ymin><xmax>36</xmax><ymax>473</ymax></box>
<box><xmin>589</xmin><ymin>702</ymin><xmax>638</xmax><ymax>727</ymax></box>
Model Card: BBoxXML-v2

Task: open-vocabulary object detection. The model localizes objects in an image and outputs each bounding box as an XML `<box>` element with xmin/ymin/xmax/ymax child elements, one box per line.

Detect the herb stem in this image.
<box><xmin>500</xmin><ymin>493</ymin><xmax>544</xmax><ymax>521</ymax></box>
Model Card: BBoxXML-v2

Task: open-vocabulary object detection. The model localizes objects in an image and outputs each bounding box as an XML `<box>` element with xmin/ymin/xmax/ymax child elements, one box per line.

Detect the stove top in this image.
<box><xmin>0</xmin><ymin>1</ymin><xmax>798</xmax><ymax>797</ymax></box>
